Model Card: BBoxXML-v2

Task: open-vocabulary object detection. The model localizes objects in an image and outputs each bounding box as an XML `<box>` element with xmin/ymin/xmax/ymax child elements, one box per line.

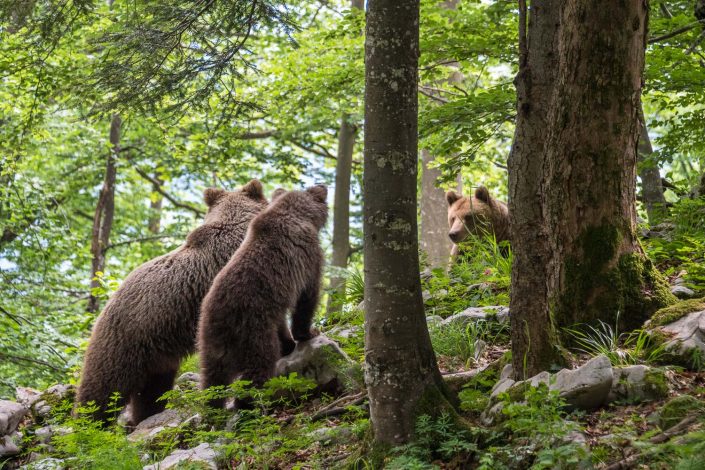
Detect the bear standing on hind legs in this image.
<box><xmin>76</xmin><ymin>180</ymin><xmax>277</xmax><ymax>426</ymax></box>
<box><xmin>198</xmin><ymin>185</ymin><xmax>328</xmax><ymax>409</ymax></box>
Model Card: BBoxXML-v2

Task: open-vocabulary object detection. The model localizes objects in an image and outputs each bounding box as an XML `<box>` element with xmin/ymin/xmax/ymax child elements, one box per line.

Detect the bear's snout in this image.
<box><xmin>448</xmin><ymin>230</ymin><xmax>465</xmax><ymax>243</ymax></box>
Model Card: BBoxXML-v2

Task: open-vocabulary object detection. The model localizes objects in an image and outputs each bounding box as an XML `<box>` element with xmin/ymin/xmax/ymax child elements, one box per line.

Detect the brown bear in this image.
<box><xmin>76</xmin><ymin>180</ymin><xmax>290</xmax><ymax>425</ymax></box>
<box><xmin>197</xmin><ymin>185</ymin><xmax>328</xmax><ymax>408</ymax></box>
<box><xmin>446</xmin><ymin>186</ymin><xmax>509</xmax><ymax>258</ymax></box>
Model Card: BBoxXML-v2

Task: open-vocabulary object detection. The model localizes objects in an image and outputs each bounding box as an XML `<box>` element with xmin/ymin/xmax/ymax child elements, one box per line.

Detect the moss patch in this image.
<box><xmin>649</xmin><ymin>298</ymin><xmax>705</xmax><ymax>328</ymax></box>
<box><xmin>643</xmin><ymin>369</ymin><xmax>669</xmax><ymax>399</ymax></box>
<box><xmin>556</xmin><ymin>222</ymin><xmax>676</xmax><ymax>334</ymax></box>
<box><xmin>659</xmin><ymin>395</ymin><xmax>704</xmax><ymax>430</ymax></box>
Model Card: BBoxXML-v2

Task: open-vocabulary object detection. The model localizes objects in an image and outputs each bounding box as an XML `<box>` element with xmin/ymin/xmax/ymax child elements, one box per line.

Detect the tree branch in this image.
<box><xmin>0</xmin><ymin>351</ymin><xmax>64</xmax><ymax>372</ymax></box>
<box><xmin>104</xmin><ymin>234</ymin><xmax>180</xmax><ymax>252</ymax></box>
<box><xmin>648</xmin><ymin>19</ymin><xmax>705</xmax><ymax>44</ymax></box>
<box><xmin>131</xmin><ymin>166</ymin><xmax>204</xmax><ymax>217</ymax></box>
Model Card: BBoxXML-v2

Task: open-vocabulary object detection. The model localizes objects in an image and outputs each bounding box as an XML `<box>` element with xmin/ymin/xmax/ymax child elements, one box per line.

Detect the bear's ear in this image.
<box><xmin>474</xmin><ymin>186</ymin><xmax>492</xmax><ymax>204</ymax></box>
<box><xmin>241</xmin><ymin>179</ymin><xmax>264</xmax><ymax>200</ymax></box>
<box><xmin>271</xmin><ymin>188</ymin><xmax>287</xmax><ymax>201</ymax></box>
<box><xmin>204</xmin><ymin>188</ymin><xmax>226</xmax><ymax>207</ymax></box>
<box><xmin>446</xmin><ymin>190</ymin><xmax>461</xmax><ymax>206</ymax></box>
<box><xmin>306</xmin><ymin>184</ymin><xmax>328</xmax><ymax>203</ymax></box>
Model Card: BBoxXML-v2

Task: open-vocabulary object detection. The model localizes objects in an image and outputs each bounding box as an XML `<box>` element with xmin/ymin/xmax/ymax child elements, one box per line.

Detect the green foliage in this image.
<box><xmin>430</xmin><ymin>319</ymin><xmax>507</xmax><ymax>365</ymax></box>
<box><xmin>423</xmin><ymin>234</ymin><xmax>511</xmax><ymax>318</ymax></box>
<box><xmin>387</xmin><ymin>412</ymin><xmax>477</xmax><ymax>468</ymax></box>
<box><xmin>565</xmin><ymin>317</ymin><xmax>667</xmax><ymax>366</ymax></box>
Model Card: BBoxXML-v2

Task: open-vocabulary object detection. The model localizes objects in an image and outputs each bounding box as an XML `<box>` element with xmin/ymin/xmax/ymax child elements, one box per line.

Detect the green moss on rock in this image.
<box><xmin>643</xmin><ymin>369</ymin><xmax>669</xmax><ymax>399</ymax></box>
<box><xmin>658</xmin><ymin>395</ymin><xmax>704</xmax><ymax>430</ymax></box>
<box><xmin>649</xmin><ymin>298</ymin><xmax>705</xmax><ymax>328</ymax></box>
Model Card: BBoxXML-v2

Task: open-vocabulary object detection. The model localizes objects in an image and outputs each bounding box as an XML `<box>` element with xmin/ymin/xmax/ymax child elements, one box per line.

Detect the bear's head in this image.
<box><xmin>271</xmin><ymin>184</ymin><xmax>328</xmax><ymax>231</ymax></box>
<box><xmin>202</xmin><ymin>179</ymin><xmax>267</xmax><ymax>225</ymax></box>
<box><xmin>445</xmin><ymin>186</ymin><xmax>498</xmax><ymax>244</ymax></box>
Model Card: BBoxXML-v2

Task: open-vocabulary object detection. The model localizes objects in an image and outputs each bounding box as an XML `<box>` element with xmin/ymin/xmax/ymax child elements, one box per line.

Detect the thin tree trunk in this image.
<box><xmin>508</xmin><ymin>0</ymin><xmax>563</xmax><ymax>379</ymax></box>
<box><xmin>637</xmin><ymin>107</ymin><xmax>668</xmax><ymax>225</ymax></box>
<box><xmin>87</xmin><ymin>115</ymin><xmax>120</xmax><ymax>313</ymax></box>
<box><xmin>327</xmin><ymin>114</ymin><xmax>356</xmax><ymax>315</ymax></box>
<box><xmin>364</xmin><ymin>0</ymin><xmax>452</xmax><ymax>448</ymax></box>
<box><xmin>148</xmin><ymin>173</ymin><xmax>164</xmax><ymax>234</ymax></box>
<box><xmin>420</xmin><ymin>150</ymin><xmax>460</xmax><ymax>268</ymax></box>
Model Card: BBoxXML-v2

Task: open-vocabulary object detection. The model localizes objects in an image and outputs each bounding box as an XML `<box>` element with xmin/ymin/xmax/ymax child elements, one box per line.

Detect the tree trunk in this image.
<box><xmin>420</xmin><ymin>150</ymin><xmax>460</xmax><ymax>268</ymax></box>
<box><xmin>364</xmin><ymin>0</ymin><xmax>452</xmax><ymax>448</ymax></box>
<box><xmin>327</xmin><ymin>114</ymin><xmax>356</xmax><ymax>315</ymax></box>
<box><xmin>637</xmin><ymin>107</ymin><xmax>668</xmax><ymax>225</ymax></box>
<box><xmin>544</xmin><ymin>1</ymin><xmax>674</xmax><ymax>334</ymax></box>
<box><xmin>508</xmin><ymin>0</ymin><xmax>563</xmax><ymax>379</ymax></box>
<box><xmin>148</xmin><ymin>173</ymin><xmax>164</xmax><ymax>234</ymax></box>
<box><xmin>87</xmin><ymin>114</ymin><xmax>120</xmax><ymax>313</ymax></box>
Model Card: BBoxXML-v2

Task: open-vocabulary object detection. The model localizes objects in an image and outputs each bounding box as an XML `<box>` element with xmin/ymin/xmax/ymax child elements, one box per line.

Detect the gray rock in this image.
<box><xmin>671</xmin><ymin>285</ymin><xmax>696</xmax><ymax>299</ymax></box>
<box><xmin>19</xmin><ymin>457</ymin><xmax>66</xmax><ymax>470</ymax></box>
<box><xmin>0</xmin><ymin>400</ymin><xmax>28</xmax><ymax>436</ymax></box>
<box><xmin>143</xmin><ymin>443</ymin><xmax>218</xmax><ymax>470</ymax></box>
<box><xmin>128</xmin><ymin>409</ymin><xmax>199</xmax><ymax>442</ymax></box>
<box><xmin>275</xmin><ymin>334</ymin><xmax>361</xmax><ymax>394</ymax></box>
<box><xmin>440</xmin><ymin>306</ymin><xmax>510</xmax><ymax>328</ymax></box>
<box><xmin>31</xmin><ymin>385</ymin><xmax>75</xmax><ymax>420</ymax></box>
<box><xmin>15</xmin><ymin>387</ymin><xmax>42</xmax><ymax>409</ymax></box>
<box><xmin>499</xmin><ymin>364</ymin><xmax>514</xmax><ymax>382</ymax></box>
<box><xmin>551</xmin><ymin>355</ymin><xmax>613</xmax><ymax>410</ymax></box>
<box><xmin>307</xmin><ymin>426</ymin><xmax>354</xmax><ymax>445</ymax></box>
<box><xmin>327</xmin><ymin>325</ymin><xmax>363</xmax><ymax>339</ymax></box>
<box><xmin>473</xmin><ymin>339</ymin><xmax>487</xmax><ymax>361</ymax></box>
<box><xmin>425</xmin><ymin>315</ymin><xmax>443</xmax><ymax>327</ymax></box>
<box><xmin>0</xmin><ymin>432</ymin><xmax>22</xmax><ymax>457</ymax></box>
<box><xmin>658</xmin><ymin>310</ymin><xmax>705</xmax><ymax>366</ymax></box>
<box><xmin>607</xmin><ymin>365</ymin><xmax>669</xmax><ymax>403</ymax></box>
<box><xmin>176</xmin><ymin>372</ymin><xmax>200</xmax><ymax>385</ymax></box>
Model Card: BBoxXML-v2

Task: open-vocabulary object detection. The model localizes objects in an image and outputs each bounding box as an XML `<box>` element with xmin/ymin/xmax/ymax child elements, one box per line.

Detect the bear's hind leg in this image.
<box><xmin>129</xmin><ymin>367</ymin><xmax>178</xmax><ymax>426</ymax></box>
<box><xmin>278</xmin><ymin>316</ymin><xmax>296</xmax><ymax>356</ymax></box>
<box><xmin>235</xmin><ymin>329</ymin><xmax>279</xmax><ymax>410</ymax></box>
<box><xmin>200</xmin><ymin>349</ymin><xmax>239</xmax><ymax>409</ymax></box>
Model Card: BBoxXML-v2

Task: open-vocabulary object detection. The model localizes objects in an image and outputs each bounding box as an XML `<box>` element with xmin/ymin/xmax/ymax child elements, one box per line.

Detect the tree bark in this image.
<box><xmin>327</xmin><ymin>114</ymin><xmax>356</xmax><ymax>315</ymax></box>
<box><xmin>420</xmin><ymin>149</ymin><xmax>460</xmax><ymax>268</ymax></box>
<box><xmin>637</xmin><ymin>107</ymin><xmax>667</xmax><ymax>225</ymax></box>
<box><xmin>148</xmin><ymin>173</ymin><xmax>164</xmax><ymax>234</ymax></box>
<box><xmin>87</xmin><ymin>114</ymin><xmax>119</xmax><ymax>313</ymax></box>
<box><xmin>364</xmin><ymin>0</ymin><xmax>452</xmax><ymax>447</ymax></box>
<box><xmin>544</xmin><ymin>0</ymin><xmax>673</xmax><ymax>334</ymax></box>
<box><xmin>508</xmin><ymin>0</ymin><xmax>563</xmax><ymax>379</ymax></box>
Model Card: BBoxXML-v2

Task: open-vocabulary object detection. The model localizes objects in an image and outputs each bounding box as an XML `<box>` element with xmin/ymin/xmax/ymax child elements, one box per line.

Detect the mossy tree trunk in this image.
<box><xmin>364</xmin><ymin>0</ymin><xmax>453</xmax><ymax>447</ymax></box>
<box><xmin>544</xmin><ymin>1</ymin><xmax>674</xmax><ymax>333</ymax></box>
<box><xmin>509</xmin><ymin>0</ymin><xmax>675</xmax><ymax>379</ymax></box>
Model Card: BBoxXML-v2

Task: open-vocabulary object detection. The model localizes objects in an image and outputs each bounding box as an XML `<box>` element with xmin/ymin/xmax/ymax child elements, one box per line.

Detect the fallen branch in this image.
<box><xmin>311</xmin><ymin>395</ymin><xmax>367</xmax><ymax>421</ymax></box>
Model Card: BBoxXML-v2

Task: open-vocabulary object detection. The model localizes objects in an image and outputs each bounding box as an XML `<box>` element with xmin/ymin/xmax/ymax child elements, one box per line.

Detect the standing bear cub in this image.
<box><xmin>77</xmin><ymin>180</ymin><xmax>275</xmax><ymax>425</ymax></box>
<box><xmin>198</xmin><ymin>185</ymin><xmax>328</xmax><ymax>408</ymax></box>
<box><xmin>446</xmin><ymin>186</ymin><xmax>509</xmax><ymax>259</ymax></box>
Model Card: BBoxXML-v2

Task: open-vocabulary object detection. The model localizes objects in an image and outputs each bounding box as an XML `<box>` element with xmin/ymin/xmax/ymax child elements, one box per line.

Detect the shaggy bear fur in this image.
<box><xmin>76</xmin><ymin>180</ymin><xmax>279</xmax><ymax>425</ymax></box>
<box><xmin>446</xmin><ymin>186</ymin><xmax>509</xmax><ymax>258</ymax></box>
<box><xmin>197</xmin><ymin>185</ymin><xmax>328</xmax><ymax>408</ymax></box>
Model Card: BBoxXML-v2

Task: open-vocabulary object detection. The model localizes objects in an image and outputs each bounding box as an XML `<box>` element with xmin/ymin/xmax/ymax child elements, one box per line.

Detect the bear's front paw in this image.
<box><xmin>293</xmin><ymin>328</ymin><xmax>320</xmax><ymax>342</ymax></box>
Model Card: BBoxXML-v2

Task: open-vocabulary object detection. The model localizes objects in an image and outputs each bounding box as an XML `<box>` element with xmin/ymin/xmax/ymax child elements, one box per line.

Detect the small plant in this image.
<box><xmin>565</xmin><ymin>316</ymin><xmax>666</xmax><ymax>366</ymax></box>
<box><xmin>430</xmin><ymin>319</ymin><xmax>507</xmax><ymax>365</ymax></box>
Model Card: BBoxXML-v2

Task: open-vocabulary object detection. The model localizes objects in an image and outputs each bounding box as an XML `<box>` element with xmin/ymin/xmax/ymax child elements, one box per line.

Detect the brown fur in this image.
<box><xmin>197</xmin><ymin>185</ymin><xmax>328</xmax><ymax>408</ymax></box>
<box><xmin>76</xmin><ymin>180</ymin><xmax>275</xmax><ymax>425</ymax></box>
<box><xmin>446</xmin><ymin>186</ymin><xmax>509</xmax><ymax>258</ymax></box>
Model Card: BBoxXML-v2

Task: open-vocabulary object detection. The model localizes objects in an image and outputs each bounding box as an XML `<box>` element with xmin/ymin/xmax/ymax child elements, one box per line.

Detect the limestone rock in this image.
<box><xmin>19</xmin><ymin>457</ymin><xmax>66</xmax><ymax>470</ymax></box>
<box><xmin>551</xmin><ymin>355</ymin><xmax>613</xmax><ymax>410</ymax></box>
<box><xmin>425</xmin><ymin>315</ymin><xmax>443</xmax><ymax>327</ymax></box>
<box><xmin>0</xmin><ymin>432</ymin><xmax>22</xmax><ymax>457</ymax></box>
<box><xmin>275</xmin><ymin>335</ymin><xmax>361</xmax><ymax>395</ymax></box>
<box><xmin>143</xmin><ymin>443</ymin><xmax>218</xmax><ymax>470</ymax></box>
<box><xmin>327</xmin><ymin>325</ymin><xmax>363</xmax><ymax>339</ymax></box>
<box><xmin>658</xmin><ymin>309</ymin><xmax>705</xmax><ymax>368</ymax></box>
<box><xmin>439</xmin><ymin>306</ymin><xmax>510</xmax><ymax>328</ymax></box>
<box><xmin>307</xmin><ymin>426</ymin><xmax>354</xmax><ymax>445</ymax></box>
<box><xmin>128</xmin><ymin>409</ymin><xmax>200</xmax><ymax>442</ymax></box>
<box><xmin>31</xmin><ymin>385</ymin><xmax>75</xmax><ymax>420</ymax></box>
<box><xmin>0</xmin><ymin>400</ymin><xmax>28</xmax><ymax>436</ymax></box>
<box><xmin>671</xmin><ymin>285</ymin><xmax>696</xmax><ymax>299</ymax></box>
<box><xmin>607</xmin><ymin>365</ymin><xmax>669</xmax><ymax>403</ymax></box>
<box><xmin>176</xmin><ymin>372</ymin><xmax>200</xmax><ymax>385</ymax></box>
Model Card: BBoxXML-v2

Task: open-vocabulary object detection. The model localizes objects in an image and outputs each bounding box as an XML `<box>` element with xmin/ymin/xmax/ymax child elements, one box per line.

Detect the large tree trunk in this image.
<box><xmin>508</xmin><ymin>0</ymin><xmax>563</xmax><ymax>379</ymax></box>
<box><xmin>364</xmin><ymin>0</ymin><xmax>452</xmax><ymax>447</ymax></box>
<box><xmin>87</xmin><ymin>114</ymin><xmax>120</xmax><ymax>313</ymax></box>
<box><xmin>327</xmin><ymin>114</ymin><xmax>357</xmax><ymax>315</ymax></box>
<box><xmin>420</xmin><ymin>150</ymin><xmax>460</xmax><ymax>268</ymax></box>
<box><xmin>637</xmin><ymin>108</ymin><xmax>668</xmax><ymax>225</ymax></box>
<box><xmin>509</xmin><ymin>0</ymin><xmax>674</xmax><ymax>379</ymax></box>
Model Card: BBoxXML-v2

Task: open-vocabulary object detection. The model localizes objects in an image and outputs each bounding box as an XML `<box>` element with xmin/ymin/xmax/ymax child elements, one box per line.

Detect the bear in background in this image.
<box><xmin>76</xmin><ymin>180</ymin><xmax>274</xmax><ymax>426</ymax></box>
<box><xmin>446</xmin><ymin>186</ymin><xmax>509</xmax><ymax>259</ymax></box>
<box><xmin>198</xmin><ymin>185</ymin><xmax>328</xmax><ymax>409</ymax></box>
